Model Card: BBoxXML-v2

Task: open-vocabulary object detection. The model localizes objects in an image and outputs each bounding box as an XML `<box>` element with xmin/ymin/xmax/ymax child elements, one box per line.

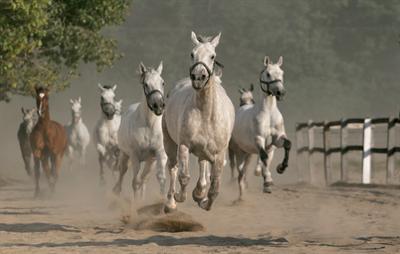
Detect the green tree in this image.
<box><xmin>0</xmin><ymin>0</ymin><xmax>131</xmax><ymax>102</ymax></box>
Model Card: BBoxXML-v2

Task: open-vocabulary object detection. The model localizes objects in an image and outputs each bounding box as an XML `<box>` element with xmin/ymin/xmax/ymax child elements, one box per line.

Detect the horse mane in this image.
<box><xmin>197</xmin><ymin>35</ymin><xmax>213</xmax><ymax>43</ymax></box>
<box><xmin>102</xmin><ymin>85</ymin><xmax>113</xmax><ymax>89</ymax></box>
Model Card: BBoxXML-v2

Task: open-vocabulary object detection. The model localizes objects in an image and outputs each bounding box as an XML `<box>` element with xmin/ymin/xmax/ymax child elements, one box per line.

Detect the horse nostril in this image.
<box><xmin>190</xmin><ymin>74</ymin><xmax>196</xmax><ymax>80</ymax></box>
<box><xmin>201</xmin><ymin>74</ymin><xmax>206</xmax><ymax>80</ymax></box>
<box><xmin>277</xmin><ymin>91</ymin><xmax>281</xmax><ymax>96</ymax></box>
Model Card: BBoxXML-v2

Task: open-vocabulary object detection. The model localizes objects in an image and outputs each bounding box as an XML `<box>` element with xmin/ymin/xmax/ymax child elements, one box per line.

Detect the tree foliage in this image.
<box><xmin>0</xmin><ymin>0</ymin><xmax>131</xmax><ymax>102</ymax></box>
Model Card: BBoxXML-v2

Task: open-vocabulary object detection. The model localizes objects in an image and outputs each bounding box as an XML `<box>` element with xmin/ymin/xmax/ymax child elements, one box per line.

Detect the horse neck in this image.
<box><xmin>259</xmin><ymin>94</ymin><xmax>277</xmax><ymax>113</ymax></box>
<box><xmin>194</xmin><ymin>75</ymin><xmax>218</xmax><ymax>120</ymax></box>
<box><xmin>39</xmin><ymin>105</ymin><xmax>51</xmax><ymax>124</ymax></box>
<box><xmin>140</xmin><ymin>96</ymin><xmax>158</xmax><ymax>125</ymax></box>
<box><xmin>23</xmin><ymin>120</ymin><xmax>35</xmax><ymax>134</ymax></box>
<box><xmin>71</xmin><ymin>111</ymin><xmax>82</xmax><ymax>125</ymax></box>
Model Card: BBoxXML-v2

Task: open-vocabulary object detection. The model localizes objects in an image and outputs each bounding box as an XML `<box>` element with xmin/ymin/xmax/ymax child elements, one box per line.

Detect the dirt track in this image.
<box><xmin>1</xmin><ymin>166</ymin><xmax>400</xmax><ymax>254</ymax></box>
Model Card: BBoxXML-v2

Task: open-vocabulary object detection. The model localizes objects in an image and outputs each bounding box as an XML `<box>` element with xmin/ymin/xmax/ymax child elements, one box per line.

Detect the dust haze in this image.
<box><xmin>1</xmin><ymin>1</ymin><xmax>400</xmax><ymax>253</ymax></box>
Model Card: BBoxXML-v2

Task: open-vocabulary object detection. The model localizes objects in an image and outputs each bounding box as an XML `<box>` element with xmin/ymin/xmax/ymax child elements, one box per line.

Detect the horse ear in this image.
<box><xmin>156</xmin><ymin>61</ymin><xmax>163</xmax><ymax>74</ymax></box>
<box><xmin>238</xmin><ymin>88</ymin><xmax>244</xmax><ymax>94</ymax></box>
<box><xmin>78</xmin><ymin>97</ymin><xmax>81</xmax><ymax>103</ymax></box>
<box><xmin>139</xmin><ymin>62</ymin><xmax>147</xmax><ymax>75</ymax></box>
<box><xmin>21</xmin><ymin>107</ymin><xmax>26</xmax><ymax>115</ymax></box>
<box><xmin>70</xmin><ymin>99</ymin><xmax>74</xmax><ymax>104</ymax></box>
<box><xmin>98</xmin><ymin>83</ymin><xmax>105</xmax><ymax>92</ymax></box>
<box><xmin>264</xmin><ymin>56</ymin><xmax>270</xmax><ymax>66</ymax></box>
<box><xmin>112</xmin><ymin>84</ymin><xmax>117</xmax><ymax>91</ymax></box>
<box><xmin>250</xmin><ymin>83</ymin><xmax>254</xmax><ymax>91</ymax></box>
<box><xmin>210</xmin><ymin>32</ymin><xmax>221</xmax><ymax>48</ymax></box>
<box><xmin>191</xmin><ymin>31</ymin><xmax>200</xmax><ymax>45</ymax></box>
<box><xmin>277</xmin><ymin>56</ymin><xmax>283</xmax><ymax>66</ymax></box>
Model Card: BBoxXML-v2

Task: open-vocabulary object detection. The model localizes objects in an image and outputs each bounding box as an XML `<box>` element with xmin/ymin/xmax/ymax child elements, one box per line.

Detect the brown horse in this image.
<box><xmin>30</xmin><ymin>87</ymin><xmax>67</xmax><ymax>197</ymax></box>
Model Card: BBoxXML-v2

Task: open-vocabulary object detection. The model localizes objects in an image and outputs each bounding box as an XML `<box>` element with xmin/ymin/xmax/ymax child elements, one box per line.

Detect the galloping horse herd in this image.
<box><xmin>17</xmin><ymin>32</ymin><xmax>291</xmax><ymax>212</ymax></box>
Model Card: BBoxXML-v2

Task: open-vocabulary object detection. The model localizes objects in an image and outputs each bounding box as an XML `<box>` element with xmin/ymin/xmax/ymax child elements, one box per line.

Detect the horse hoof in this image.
<box><xmin>263</xmin><ymin>182</ymin><xmax>273</xmax><ymax>193</ymax></box>
<box><xmin>192</xmin><ymin>189</ymin><xmax>206</xmax><ymax>203</ymax></box>
<box><xmin>276</xmin><ymin>163</ymin><xmax>287</xmax><ymax>174</ymax></box>
<box><xmin>174</xmin><ymin>192</ymin><xmax>187</xmax><ymax>203</ymax></box>
<box><xmin>198</xmin><ymin>198</ymin><xmax>211</xmax><ymax>211</ymax></box>
<box><xmin>254</xmin><ymin>170</ymin><xmax>261</xmax><ymax>177</ymax></box>
<box><xmin>164</xmin><ymin>204</ymin><xmax>177</xmax><ymax>214</ymax></box>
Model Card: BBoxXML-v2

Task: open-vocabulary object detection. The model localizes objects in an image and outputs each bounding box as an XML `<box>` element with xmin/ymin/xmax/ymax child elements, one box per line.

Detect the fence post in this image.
<box><xmin>362</xmin><ymin>118</ymin><xmax>372</xmax><ymax>184</ymax></box>
<box><xmin>323</xmin><ymin>121</ymin><xmax>330</xmax><ymax>185</ymax></box>
<box><xmin>386</xmin><ymin>117</ymin><xmax>396</xmax><ymax>184</ymax></box>
<box><xmin>308</xmin><ymin>120</ymin><xmax>315</xmax><ymax>184</ymax></box>
<box><xmin>340</xmin><ymin>118</ymin><xmax>348</xmax><ymax>182</ymax></box>
<box><xmin>295</xmin><ymin>123</ymin><xmax>304</xmax><ymax>183</ymax></box>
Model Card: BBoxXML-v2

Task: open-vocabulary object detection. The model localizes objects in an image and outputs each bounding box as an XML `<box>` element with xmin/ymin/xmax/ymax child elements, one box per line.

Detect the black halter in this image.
<box><xmin>259</xmin><ymin>79</ymin><xmax>283</xmax><ymax>95</ymax></box>
<box><xmin>189</xmin><ymin>60</ymin><xmax>224</xmax><ymax>87</ymax></box>
<box><xmin>142</xmin><ymin>81</ymin><xmax>164</xmax><ymax>112</ymax></box>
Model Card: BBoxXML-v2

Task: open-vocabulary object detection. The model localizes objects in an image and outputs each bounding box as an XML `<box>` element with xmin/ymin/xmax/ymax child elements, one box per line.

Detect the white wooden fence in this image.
<box><xmin>296</xmin><ymin>117</ymin><xmax>400</xmax><ymax>185</ymax></box>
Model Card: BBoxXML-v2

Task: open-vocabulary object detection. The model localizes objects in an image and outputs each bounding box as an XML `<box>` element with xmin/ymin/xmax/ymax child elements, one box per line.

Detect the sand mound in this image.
<box><xmin>125</xmin><ymin>202</ymin><xmax>205</xmax><ymax>233</ymax></box>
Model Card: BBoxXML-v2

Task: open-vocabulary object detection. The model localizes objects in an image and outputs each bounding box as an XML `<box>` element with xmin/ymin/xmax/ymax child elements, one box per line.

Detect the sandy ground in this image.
<box><xmin>1</xmin><ymin>161</ymin><xmax>400</xmax><ymax>254</ymax></box>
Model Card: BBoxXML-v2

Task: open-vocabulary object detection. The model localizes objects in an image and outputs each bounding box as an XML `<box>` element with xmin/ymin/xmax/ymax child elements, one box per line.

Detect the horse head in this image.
<box><xmin>260</xmin><ymin>56</ymin><xmax>285</xmax><ymax>100</ymax></box>
<box><xmin>189</xmin><ymin>31</ymin><xmax>221</xmax><ymax>90</ymax></box>
<box><xmin>98</xmin><ymin>83</ymin><xmax>117</xmax><ymax>120</ymax></box>
<box><xmin>35</xmin><ymin>87</ymin><xmax>49</xmax><ymax>118</ymax></box>
<box><xmin>70</xmin><ymin>97</ymin><xmax>82</xmax><ymax>123</ymax></box>
<box><xmin>139</xmin><ymin>61</ymin><xmax>165</xmax><ymax>116</ymax></box>
<box><xmin>239</xmin><ymin>84</ymin><xmax>255</xmax><ymax>106</ymax></box>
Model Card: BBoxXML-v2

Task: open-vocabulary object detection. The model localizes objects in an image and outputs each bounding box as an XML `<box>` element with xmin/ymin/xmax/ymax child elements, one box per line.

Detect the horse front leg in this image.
<box><xmin>130</xmin><ymin>156</ymin><xmax>141</xmax><ymax>200</ymax></box>
<box><xmin>33</xmin><ymin>156</ymin><xmax>41</xmax><ymax>197</ymax></box>
<box><xmin>237</xmin><ymin>153</ymin><xmax>251</xmax><ymax>200</ymax></box>
<box><xmin>199</xmin><ymin>153</ymin><xmax>225</xmax><ymax>211</ymax></box>
<box><xmin>22</xmin><ymin>152</ymin><xmax>32</xmax><ymax>177</ymax></box>
<box><xmin>112</xmin><ymin>152</ymin><xmax>129</xmax><ymax>195</ymax></box>
<box><xmin>274</xmin><ymin>134</ymin><xmax>291</xmax><ymax>174</ymax></box>
<box><xmin>174</xmin><ymin>144</ymin><xmax>190</xmax><ymax>203</ymax></box>
<box><xmin>192</xmin><ymin>159</ymin><xmax>208</xmax><ymax>204</ymax></box>
<box><xmin>41</xmin><ymin>154</ymin><xmax>53</xmax><ymax>192</ymax></box>
<box><xmin>98</xmin><ymin>154</ymin><xmax>106</xmax><ymax>185</ymax></box>
<box><xmin>262</xmin><ymin>149</ymin><xmax>275</xmax><ymax>193</ymax></box>
<box><xmin>139</xmin><ymin>158</ymin><xmax>156</xmax><ymax>199</ymax></box>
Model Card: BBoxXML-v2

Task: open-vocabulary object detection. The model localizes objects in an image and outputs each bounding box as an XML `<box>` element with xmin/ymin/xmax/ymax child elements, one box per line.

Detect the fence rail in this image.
<box><xmin>296</xmin><ymin>117</ymin><xmax>400</xmax><ymax>185</ymax></box>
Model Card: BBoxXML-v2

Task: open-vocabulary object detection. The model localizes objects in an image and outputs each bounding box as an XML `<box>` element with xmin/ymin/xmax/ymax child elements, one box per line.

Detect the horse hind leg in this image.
<box><xmin>112</xmin><ymin>152</ymin><xmax>129</xmax><ymax>195</ymax></box>
<box><xmin>155</xmin><ymin>153</ymin><xmax>167</xmax><ymax>195</ymax></box>
<box><xmin>275</xmin><ymin>135</ymin><xmax>291</xmax><ymax>174</ymax></box>
<box><xmin>192</xmin><ymin>160</ymin><xmax>208</xmax><ymax>204</ymax></box>
<box><xmin>50</xmin><ymin>153</ymin><xmax>63</xmax><ymax>193</ymax></box>
<box><xmin>237</xmin><ymin>153</ymin><xmax>251</xmax><ymax>201</ymax></box>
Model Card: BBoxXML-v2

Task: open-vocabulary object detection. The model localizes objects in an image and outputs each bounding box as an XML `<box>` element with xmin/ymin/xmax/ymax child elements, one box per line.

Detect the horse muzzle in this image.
<box><xmin>190</xmin><ymin>62</ymin><xmax>212</xmax><ymax>90</ymax></box>
<box><xmin>101</xmin><ymin>103</ymin><xmax>116</xmax><ymax>120</ymax></box>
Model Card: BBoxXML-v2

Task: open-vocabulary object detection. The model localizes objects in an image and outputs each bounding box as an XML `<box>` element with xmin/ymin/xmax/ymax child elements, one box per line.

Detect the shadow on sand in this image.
<box><xmin>0</xmin><ymin>235</ymin><xmax>288</xmax><ymax>248</ymax></box>
<box><xmin>0</xmin><ymin>223</ymin><xmax>80</xmax><ymax>233</ymax></box>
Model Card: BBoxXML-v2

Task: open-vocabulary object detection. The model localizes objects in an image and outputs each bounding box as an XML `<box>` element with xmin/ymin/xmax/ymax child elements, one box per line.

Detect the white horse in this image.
<box><xmin>163</xmin><ymin>32</ymin><xmax>235</xmax><ymax>212</ymax></box>
<box><xmin>17</xmin><ymin>108</ymin><xmax>37</xmax><ymax>177</ymax></box>
<box><xmin>228</xmin><ymin>84</ymin><xmax>259</xmax><ymax>179</ymax></box>
<box><xmin>229</xmin><ymin>56</ymin><xmax>291</xmax><ymax>199</ymax></box>
<box><xmin>94</xmin><ymin>84</ymin><xmax>122</xmax><ymax>184</ymax></box>
<box><xmin>65</xmin><ymin>97</ymin><xmax>90</xmax><ymax>170</ymax></box>
<box><xmin>113</xmin><ymin>61</ymin><xmax>167</xmax><ymax>198</ymax></box>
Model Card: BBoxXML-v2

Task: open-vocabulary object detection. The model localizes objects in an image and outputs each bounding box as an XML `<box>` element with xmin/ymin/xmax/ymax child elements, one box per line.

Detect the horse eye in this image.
<box><xmin>190</xmin><ymin>53</ymin><xmax>194</xmax><ymax>59</ymax></box>
<box><xmin>162</xmin><ymin>82</ymin><xmax>165</xmax><ymax>86</ymax></box>
<box><xmin>211</xmin><ymin>55</ymin><xmax>215</xmax><ymax>60</ymax></box>
<box><xmin>266</xmin><ymin>73</ymin><xmax>271</xmax><ymax>78</ymax></box>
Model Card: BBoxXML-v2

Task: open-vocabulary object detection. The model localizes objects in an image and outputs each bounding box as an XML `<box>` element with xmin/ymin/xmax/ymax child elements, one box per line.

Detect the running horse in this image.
<box><xmin>30</xmin><ymin>87</ymin><xmax>67</xmax><ymax>197</ymax></box>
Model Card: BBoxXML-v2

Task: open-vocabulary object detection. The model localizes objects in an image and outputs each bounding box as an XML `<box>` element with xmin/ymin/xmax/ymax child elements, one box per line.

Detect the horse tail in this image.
<box><xmin>228</xmin><ymin>141</ymin><xmax>235</xmax><ymax>174</ymax></box>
